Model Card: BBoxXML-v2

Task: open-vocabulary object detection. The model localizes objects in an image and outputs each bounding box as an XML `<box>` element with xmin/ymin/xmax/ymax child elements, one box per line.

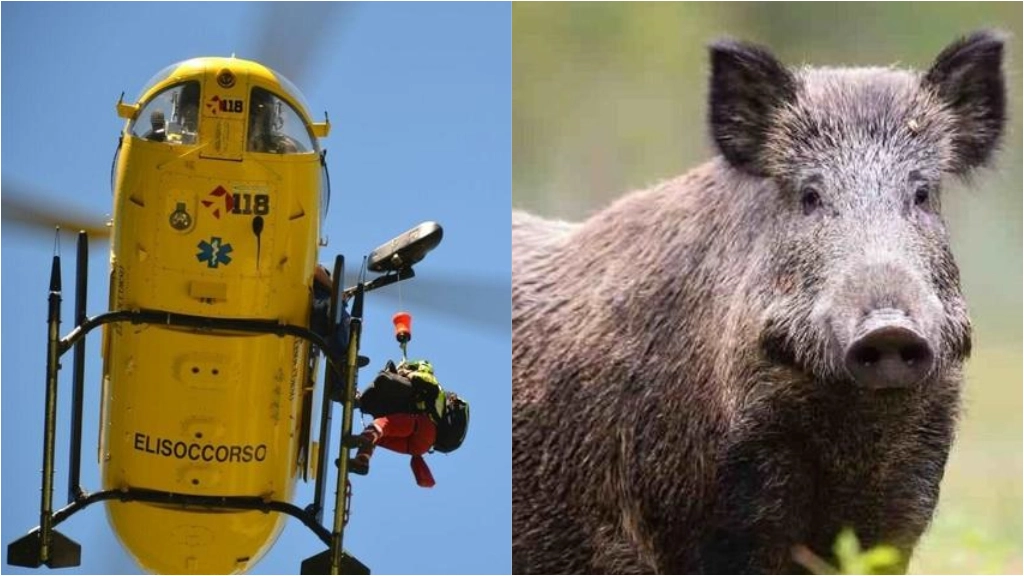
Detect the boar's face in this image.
<box><xmin>709</xmin><ymin>32</ymin><xmax>1005</xmax><ymax>389</ymax></box>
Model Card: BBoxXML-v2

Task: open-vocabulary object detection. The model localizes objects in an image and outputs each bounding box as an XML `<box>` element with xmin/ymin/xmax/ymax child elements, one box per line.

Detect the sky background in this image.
<box><xmin>2</xmin><ymin>3</ymin><xmax>510</xmax><ymax>575</ymax></box>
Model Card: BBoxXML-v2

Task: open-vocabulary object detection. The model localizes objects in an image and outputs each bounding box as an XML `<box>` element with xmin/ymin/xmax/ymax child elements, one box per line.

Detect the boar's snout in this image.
<box><xmin>844</xmin><ymin>309</ymin><xmax>935</xmax><ymax>389</ymax></box>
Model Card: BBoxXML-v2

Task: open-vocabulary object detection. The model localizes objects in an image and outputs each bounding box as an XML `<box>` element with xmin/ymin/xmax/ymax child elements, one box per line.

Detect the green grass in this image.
<box><xmin>910</xmin><ymin>344</ymin><xmax>1023</xmax><ymax>574</ymax></box>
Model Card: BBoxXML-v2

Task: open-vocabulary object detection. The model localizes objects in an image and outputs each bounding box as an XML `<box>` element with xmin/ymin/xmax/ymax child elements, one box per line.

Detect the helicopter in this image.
<box><xmin>4</xmin><ymin>55</ymin><xmax>451</xmax><ymax>575</ymax></box>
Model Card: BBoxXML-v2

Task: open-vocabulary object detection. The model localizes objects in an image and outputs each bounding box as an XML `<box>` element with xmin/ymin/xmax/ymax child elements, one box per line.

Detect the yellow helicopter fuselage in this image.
<box><xmin>102</xmin><ymin>57</ymin><xmax>329</xmax><ymax>574</ymax></box>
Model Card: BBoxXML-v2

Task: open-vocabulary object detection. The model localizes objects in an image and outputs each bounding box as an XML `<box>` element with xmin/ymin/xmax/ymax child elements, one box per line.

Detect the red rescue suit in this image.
<box><xmin>370</xmin><ymin>413</ymin><xmax>437</xmax><ymax>487</ymax></box>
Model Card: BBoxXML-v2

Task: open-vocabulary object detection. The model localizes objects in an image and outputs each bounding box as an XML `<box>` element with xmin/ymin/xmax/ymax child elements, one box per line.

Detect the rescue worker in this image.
<box><xmin>313</xmin><ymin>267</ymin><xmax>468</xmax><ymax>487</ymax></box>
<box><xmin>348</xmin><ymin>360</ymin><xmax>448</xmax><ymax>488</ymax></box>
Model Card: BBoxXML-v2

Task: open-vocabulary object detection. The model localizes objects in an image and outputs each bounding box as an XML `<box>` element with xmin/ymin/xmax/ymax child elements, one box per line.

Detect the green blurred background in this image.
<box><xmin>513</xmin><ymin>3</ymin><xmax>1022</xmax><ymax>573</ymax></box>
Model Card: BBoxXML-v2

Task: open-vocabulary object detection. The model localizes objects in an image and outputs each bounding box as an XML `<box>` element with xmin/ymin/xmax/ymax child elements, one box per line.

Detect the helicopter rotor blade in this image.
<box><xmin>246</xmin><ymin>3</ymin><xmax>349</xmax><ymax>91</ymax></box>
<box><xmin>2</xmin><ymin>179</ymin><xmax>111</xmax><ymax>240</ymax></box>
<box><xmin>345</xmin><ymin>272</ymin><xmax>509</xmax><ymax>335</ymax></box>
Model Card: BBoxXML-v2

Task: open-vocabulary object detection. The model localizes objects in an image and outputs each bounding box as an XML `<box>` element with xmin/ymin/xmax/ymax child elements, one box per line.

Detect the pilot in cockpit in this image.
<box><xmin>171</xmin><ymin>82</ymin><xmax>200</xmax><ymax>144</ymax></box>
<box><xmin>143</xmin><ymin>82</ymin><xmax>199</xmax><ymax>145</ymax></box>
<box><xmin>144</xmin><ymin>109</ymin><xmax>168</xmax><ymax>142</ymax></box>
<box><xmin>248</xmin><ymin>88</ymin><xmax>301</xmax><ymax>154</ymax></box>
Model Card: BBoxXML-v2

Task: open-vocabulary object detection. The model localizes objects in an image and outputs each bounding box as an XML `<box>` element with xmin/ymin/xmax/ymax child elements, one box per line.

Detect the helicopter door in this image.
<box><xmin>199</xmin><ymin>67</ymin><xmax>248</xmax><ymax>161</ymax></box>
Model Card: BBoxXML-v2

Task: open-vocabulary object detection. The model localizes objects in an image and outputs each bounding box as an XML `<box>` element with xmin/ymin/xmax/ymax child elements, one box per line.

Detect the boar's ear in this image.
<box><xmin>709</xmin><ymin>39</ymin><xmax>796</xmax><ymax>176</ymax></box>
<box><xmin>924</xmin><ymin>30</ymin><xmax>1006</xmax><ymax>173</ymax></box>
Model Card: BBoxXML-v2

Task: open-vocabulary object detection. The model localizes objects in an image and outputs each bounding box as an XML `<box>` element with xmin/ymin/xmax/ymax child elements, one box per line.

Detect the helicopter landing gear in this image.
<box><xmin>329</xmin><ymin>355</ymin><xmax>370</xmax><ymax>404</ymax></box>
<box><xmin>9</xmin><ymin>223</ymin><xmax>443</xmax><ymax>574</ymax></box>
<box><xmin>7</xmin><ymin>528</ymin><xmax>81</xmax><ymax>569</ymax></box>
<box><xmin>300</xmin><ymin>548</ymin><xmax>370</xmax><ymax>576</ymax></box>
<box><xmin>7</xmin><ymin>234</ymin><xmax>84</xmax><ymax>570</ymax></box>
<box><xmin>303</xmin><ymin>253</ymin><xmax>368</xmax><ymax>574</ymax></box>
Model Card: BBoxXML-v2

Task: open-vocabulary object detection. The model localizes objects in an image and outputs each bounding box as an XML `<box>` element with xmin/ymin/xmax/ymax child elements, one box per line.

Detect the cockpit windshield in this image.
<box><xmin>247</xmin><ymin>87</ymin><xmax>315</xmax><ymax>154</ymax></box>
<box><xmin>131</xmin><ymin>81</ymin><xmax>201</xmax><ymax>145</ymax></box>
<box><xmin>135</xmin><ymin>62</ymin><xmax>183</xmax><ymax>102</ymax></box>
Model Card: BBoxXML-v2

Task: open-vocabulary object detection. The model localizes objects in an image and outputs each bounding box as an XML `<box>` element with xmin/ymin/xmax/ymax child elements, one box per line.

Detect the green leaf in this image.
<box><xmin>833</xmin><ymin>528</ymin><xmax>862</xmax><ymax>567</ymax></box>
<box><xmin>862</xmin><ymin>546</ymin><xmax>901</xmax><ymax>570</ymax></box>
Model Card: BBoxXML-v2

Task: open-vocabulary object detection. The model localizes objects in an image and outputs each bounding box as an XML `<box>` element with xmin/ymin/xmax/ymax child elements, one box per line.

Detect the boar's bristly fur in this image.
<box><xmin>512</xmin><ymin>31</ymin><xmax>1006</xmax><ymax>574</ymax></box>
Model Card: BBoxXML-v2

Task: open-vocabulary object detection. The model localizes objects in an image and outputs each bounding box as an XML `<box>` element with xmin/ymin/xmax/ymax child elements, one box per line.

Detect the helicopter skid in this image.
<box><xmin>301</xmin><ymin>549</ymin><xmax>370</xmax><ymax>575</ymax></box>
<box><xmin>9</xmin><ymin>228</ymin><xmax>434</xmax><ymax>574</ymax></box>
<box><xmin>6</xmin><ymin>528</ymin><xmax>81</xmax><ymax>569</ymax></box>
<box><xmin>6</xmin><ymin>485</ymin><xmax>373</xmax><ymax>571</ymax></box>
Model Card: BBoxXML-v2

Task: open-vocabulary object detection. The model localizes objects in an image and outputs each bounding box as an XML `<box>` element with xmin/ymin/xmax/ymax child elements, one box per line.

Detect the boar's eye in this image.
<box><xmin>800</xmin><ymin>186</ymin><xmax>822</xmax><ymax>215</ymax></box>
<box><xmin>914</xmin><ymin>183</ymin><xmax>931</xmax><ymax>206</ymax></box>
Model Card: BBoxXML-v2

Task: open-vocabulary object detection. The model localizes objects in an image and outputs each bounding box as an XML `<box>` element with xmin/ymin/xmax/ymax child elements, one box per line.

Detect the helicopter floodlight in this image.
<box><xmin>367</xmin><ymin>221</ymin><xmax>443</xmax><ymax>273</ymax></box>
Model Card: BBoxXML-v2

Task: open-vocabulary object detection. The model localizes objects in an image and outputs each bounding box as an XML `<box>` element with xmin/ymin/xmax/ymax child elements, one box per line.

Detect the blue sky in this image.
<box><xmin>1</xmin><ymin>3</ymin><xmax>510</xmax><ymax>574</ymax></box>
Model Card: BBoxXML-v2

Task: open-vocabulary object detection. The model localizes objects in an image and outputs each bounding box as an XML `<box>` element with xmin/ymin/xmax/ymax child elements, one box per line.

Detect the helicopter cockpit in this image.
<box><xmin>130</xmin><ymin>81</ymin><xmax>200</xmax><ymax>145</ymax></box>
<box><xmin>247</xmin><ymin>86</ymin><xmax>315</xmax><ymax>154</ymax></box>
<box><xmin>114</xmin><ymin>57</ymin><xmax>331</xmax><ymax>222</ymax></box>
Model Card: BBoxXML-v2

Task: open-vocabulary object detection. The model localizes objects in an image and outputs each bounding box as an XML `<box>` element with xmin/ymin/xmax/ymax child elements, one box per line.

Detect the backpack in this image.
<box><xmin>358</xmin><ymin>360</ymin><xmax>445</xmax><ymax>420</ymax></box>
<box><xmin>433</xmin><ymin>393</ymin><xmax>470</xmax><ymax>453</ymax></box>
<box><xmin>357</xmin><ymin>368</ymin><xmax>420</xmax><ymax>417</ymax></box>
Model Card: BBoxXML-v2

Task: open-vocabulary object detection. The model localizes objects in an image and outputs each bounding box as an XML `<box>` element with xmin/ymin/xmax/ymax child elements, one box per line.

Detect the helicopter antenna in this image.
<box><xmin>358</xmin><ymin>256</ymin><xmax>368</xmax><ymax>284</ymax></box>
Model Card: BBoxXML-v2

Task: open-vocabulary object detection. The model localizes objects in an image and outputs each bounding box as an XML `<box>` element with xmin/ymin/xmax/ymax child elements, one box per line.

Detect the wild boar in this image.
<box><xmin>512</xmin><ymin>31</ymin><xmax>1006</xmax><ymax>574</ymax></box>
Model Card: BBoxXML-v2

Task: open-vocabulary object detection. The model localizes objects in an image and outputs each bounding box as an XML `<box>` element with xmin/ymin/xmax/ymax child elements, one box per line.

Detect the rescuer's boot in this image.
<box><xmin>348</xmin><ymin>426</ymin><xmax>380</xmax><ymax>475</ymax></box>
<box><xmin>349</xmin><ymin>450</ymin><xmax>372</xmax><ymax>475</ymax></box>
